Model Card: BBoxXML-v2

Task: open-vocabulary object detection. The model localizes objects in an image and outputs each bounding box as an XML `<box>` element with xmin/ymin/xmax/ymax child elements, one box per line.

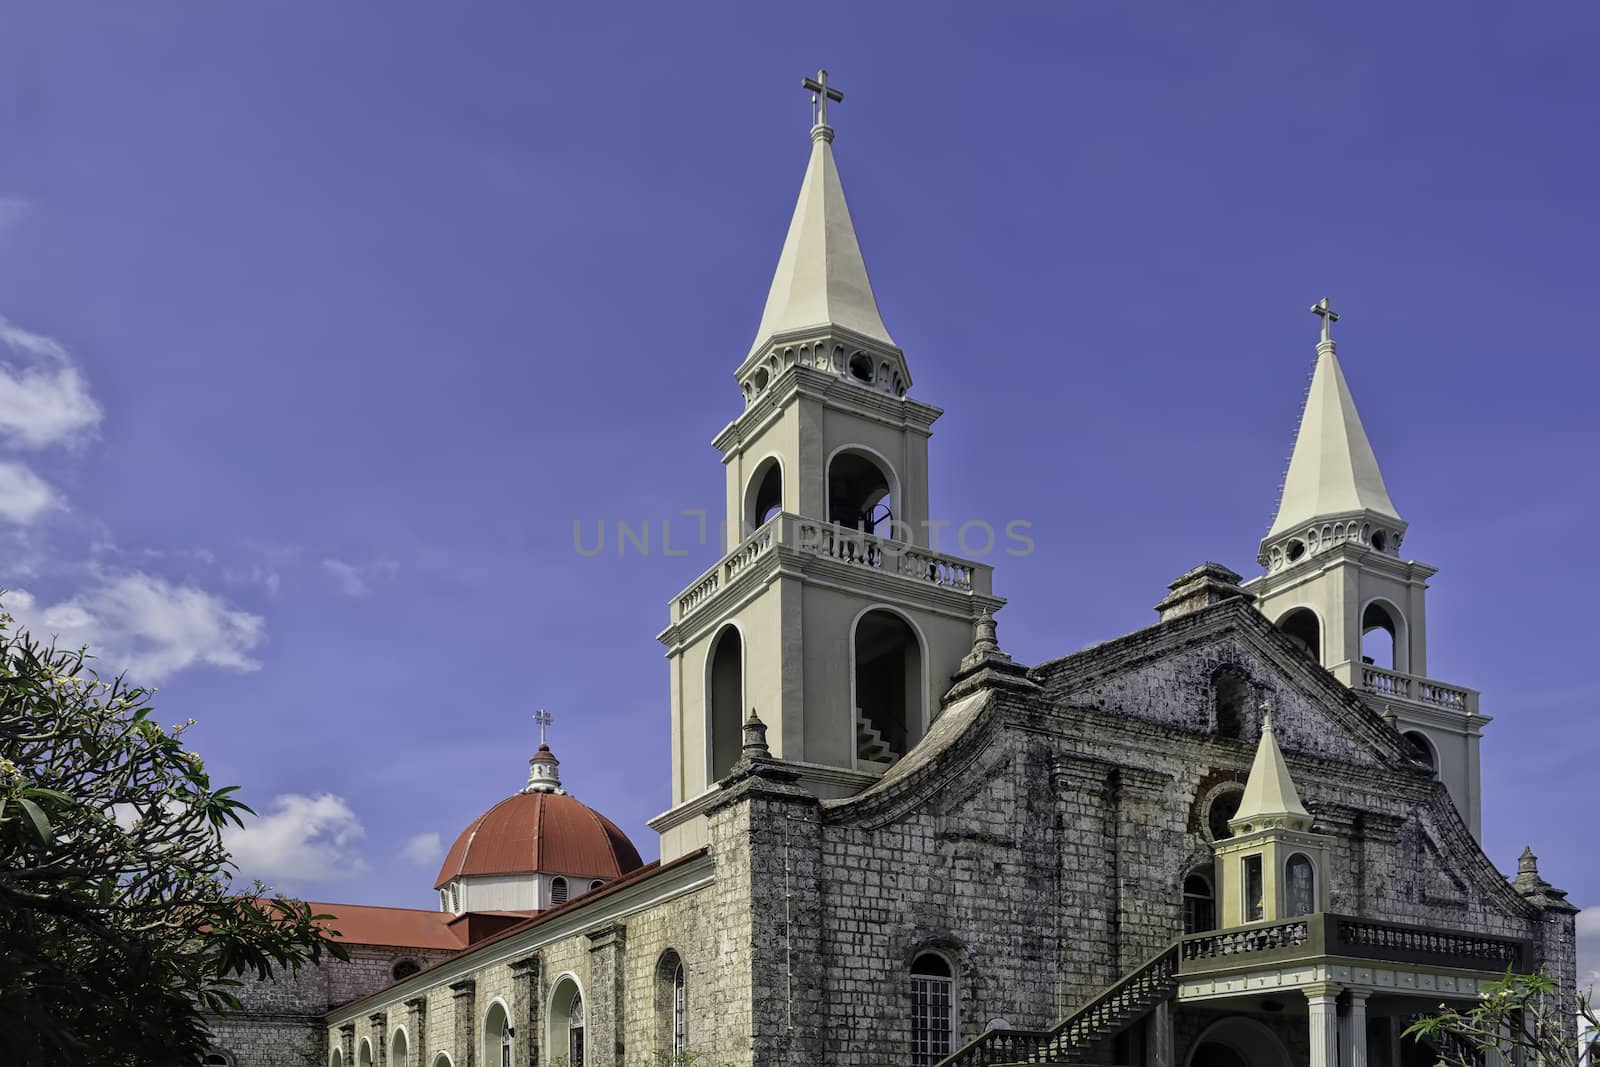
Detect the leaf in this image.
<box><xmin>17</xmin><ymin>796</ymin><xmax>52</xmax><ymax>844</ymax></box>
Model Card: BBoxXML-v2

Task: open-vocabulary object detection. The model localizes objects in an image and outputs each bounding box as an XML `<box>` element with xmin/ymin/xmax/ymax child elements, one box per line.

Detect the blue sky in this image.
<box><xmin>2</xmin><ymin>2</ymin><xmax>1594</xmax><ymax>977</ymax></box>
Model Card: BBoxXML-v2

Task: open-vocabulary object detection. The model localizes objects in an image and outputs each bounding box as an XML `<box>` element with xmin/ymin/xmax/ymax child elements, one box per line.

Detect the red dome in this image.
<box><xmin>434</xmin><ymin>791</ymin><xmax>643</xmax><ymax>890</ymax></box>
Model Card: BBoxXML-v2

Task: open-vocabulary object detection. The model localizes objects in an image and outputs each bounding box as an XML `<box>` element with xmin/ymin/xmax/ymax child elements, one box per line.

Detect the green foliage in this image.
<box><xmin>0</xmin><ymin>602</ymin><xmax>348</xmax><ymax>1066</ymax></box>
<box><xmin>1404</xmin><ymin>970</ymin><xmax>1598</xmax><ymax>1067</ymax></box>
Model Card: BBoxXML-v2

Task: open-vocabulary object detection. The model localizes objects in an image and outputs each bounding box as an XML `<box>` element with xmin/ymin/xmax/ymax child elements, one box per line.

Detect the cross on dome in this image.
<box><xmin>803</xmin><ymin>69</ymin><xmax>844</xmax><ymax>133</ymax></box>
<box><xmin>525</xmin><ymin>710</ymin><xmax>564</xmax><ymax>794</ymax></box>
<box><xmin>1311</xmin><ymin>297</ymin><xmax>1339</xmax><ymax>344</ymax></box>
<box><xmin>534</xmin><ymin>708</ymin><xmax>553</xmax><ymax>746</ymax></box>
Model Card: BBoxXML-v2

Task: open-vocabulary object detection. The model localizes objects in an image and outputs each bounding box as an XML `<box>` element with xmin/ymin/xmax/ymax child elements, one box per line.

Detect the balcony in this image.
<box><xmin>669</xmin><ymin>512</ymin><xmax>994</xmax><ymax>625</ymax></box>
<box><xmin>1330</xmin><ymin>662</ymin><xmax>1480</xmax><ymax>718</ymax></box>
<box><xmin>1179</xmin><ymin>912</ymin><xmax>1529</xmax><ymax>979</ymax></box>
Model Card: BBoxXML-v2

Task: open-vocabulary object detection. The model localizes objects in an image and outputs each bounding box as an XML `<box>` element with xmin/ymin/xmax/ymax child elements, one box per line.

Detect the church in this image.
<box><xmin>208</xmin><ymin>71</ymin><xmax>1579</xmax><ymax>1067</ymax></box>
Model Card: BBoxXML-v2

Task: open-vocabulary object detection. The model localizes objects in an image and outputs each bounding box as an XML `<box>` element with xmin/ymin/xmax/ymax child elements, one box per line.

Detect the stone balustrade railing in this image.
<box><xmin>1341</xmin><ymin>664</ymin><xmax>1479</xmax><ymax>716</ymax></box>
<box><xmin>1179</xmin><ymin>913</ymin><xmax>1529</xmax><ymax>976</ymax></box>
<box><xmin>672</xmin><ymin>513</ymin><xmax>991</xmax><ymax>623</ymax></box>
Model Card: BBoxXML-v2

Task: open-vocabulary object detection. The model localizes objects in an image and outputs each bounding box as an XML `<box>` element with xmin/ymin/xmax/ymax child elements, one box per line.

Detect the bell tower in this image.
<box><xmin>1246</xmin><ymin>300</ymin><xmax>1488</xmax><ymax>837</ymax></box>
<box><xmin>652</xmin><ymin>71</ymin><xmax>1003</xmax><ymax>860</ymax></box>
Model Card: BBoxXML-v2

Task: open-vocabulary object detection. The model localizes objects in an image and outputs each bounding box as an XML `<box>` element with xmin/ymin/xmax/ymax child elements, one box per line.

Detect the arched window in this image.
<box><xmin>484</xmin><ymin>1000</ymin><xmax>513</xmax><ymax>1067</ymax></box>
<box><xmin>673</xmin><ymin>962</ymin><xmax>687</xmax><ymax>1053</ymax></box>
<box><xmin>655</xmin><ymin>950</ymin><xmax>688</xmax><ymax>1054</ymax></box>
<box><xmin>390</xmin><ymin>1029</ymin><xmax>410</xmax><ymax>1067</ymax></box>
<box><xmin>1211</xmin><ymin>667</ymin><xmax>1251</xmax><ymax>739</ymax></box>
<box><xmin>1182</xmin><ymin>871</ymin><xmax>1216</xmax><ymax>934</ymax></box>
<box><xmin>910</xmin><ymin>952</ymin><xmax>956</xmax><ymax>1067</ymax></box>
<box><xmin>549</xmin><ymin>979</ymin><xmax>586</xmax><ymax>1067</ymax></box>
<box><xmin>827</xmin><ymin>450</ymin><xmax>894</xmax><ymax>535</ymax></box>
<box><xmin>1284</xmin><ymin>853</ymin><xmax>1316</xmax><ymax>916</ymax></box>
<box><xmin>550</xmin><ymin>876</ymin><xmax>568</xmax><ymax>907</ymax></box>
<box><xmin>589</xmin><ymin>879</ymin><xmax>605</xmax><ymax>892</ymax></box>
<box><xmin>707</xmin><ymin>624</ymin><xmax>744</xmax><ymax>782</ymax></box>
<box><xmin>1277</xmin><ymin>608</ymin><xmax>1321</xmax><ymax>663</ymax></box>
<box><xmin>854</xmin><ymin>610</ymin><xmax>923</xmax><ymax>767</ymax></box>
<box><xmin>1403</xmin><ymin>730</ymin><xmax>1438</xmax><ymax>777</ymax></box>
<box><xmin>358</xmin><ymin>1038</ymin><xmax>373</xmax><ymax>1067</ymax></box>
<box><xmin>391</xmin><ymin>958</ymin><xmax>421</xmax><ymax>981</ymax></box>
<box><xmin>330</xmin><ymin>1050</ymin><xmax>344</xmax><ymax>1067</ymax></box>
<box><xmin>568</xmin><ymin>991</ymin><xmax>586</xmax><ymax>1066</ymax></box>
<box><xmin>204</xmin><ymin>1054</ymin><xmax>234</xmax><ymax>1067</ymax></box>
<box><xmin>747</xmin><ymin>458</ymin><xmax>783</xmax><ymax>532</ymax></box>
<box><xmin>1361</xmin><ymin>601</ymin><xmax>1400</xmax><ymax>670</ymax></box>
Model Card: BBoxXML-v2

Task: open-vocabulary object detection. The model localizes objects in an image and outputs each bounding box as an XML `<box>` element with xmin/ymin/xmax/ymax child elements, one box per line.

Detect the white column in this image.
<box><xmin>1307</xmin><ymin>983</ymin><xmax>1343</xmax><ymax>1067</ymax></box>
<box><xmin>1340</xmin><ymin>991</ymin><xmax>1369</xmax><ymax>1067</ymax></box>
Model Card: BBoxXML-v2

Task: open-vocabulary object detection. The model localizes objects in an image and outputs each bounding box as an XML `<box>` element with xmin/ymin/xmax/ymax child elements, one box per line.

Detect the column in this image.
<box><xmin>510</xmin><ymin>955</ymin><xmax>542</xmax><ymax>1067</ymax></box>
<box><xmin>1306</xmin><ymin>983</ymin><xmax>1343</xmax><ymax>1067</ymax></box>
<box><xmin>451</xmin><ymin>979</ymin><xmax>477</xmax><ymax>1067</ymax></box>
<box><xmin>1340</xmin><ymin>991</ymin><xmax>1368</xmax><ymax>1067</ymax></box>
<box><xmin>1147</xmin><ymin>999</ymin><xmax>1174</xmax><ymax>1067</ymax></box>
<box><xmin>586</xmin><ymin>923</ymin><xmax>628</xmax><ymax>1067</ymax></box>
<box><xmin>339</xmin><ymin>1023</ymin><xmax>356</xmax><ymax>1067</ymax></box>
<box><xmin>404</xmin><ymin>997</ymin><xmax>429</xmax><ymax>1067</ymax></box>
<box><xmin>368</xmin><ymin>1013</ymin><xmax>388</xmax><ymax>1067</ymax></box>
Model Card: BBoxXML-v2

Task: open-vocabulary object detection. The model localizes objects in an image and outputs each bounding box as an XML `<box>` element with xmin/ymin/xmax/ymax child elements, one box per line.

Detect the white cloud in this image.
<box><xmin>399</xmin><ymin>831</ymin><xmax>444</xmax><ymax>867</ymax></box>
<box><xmin>5</xmin><ymin>570</ymin><xmax>265</xmax><ymax>681</ymax></box>
<box><xmin>0</xmin><ymin>461</ymin><xmax>62</xmax><ymax>524</ymax></box>
<box><xmin>224</xmin><ymin>793</ymin><xmax>368</xmax><ymax>887</ymax></box>
<box><xmin>1579</xmin><ymin>906</ymin><xmax>1600</xmax><ymax>998</ymax></box>
<box><xmin>322</xmin><ymin>557</ymin><xmax>398</xmax><ymax>598</ymax></box>
<box><xmin>0</xmin><ymin>315</ymin><xmax>103</xmax><ymax>450</ymax></box>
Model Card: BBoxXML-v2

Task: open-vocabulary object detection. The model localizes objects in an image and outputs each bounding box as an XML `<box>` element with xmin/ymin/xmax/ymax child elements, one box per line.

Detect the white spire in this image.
<box><xmin>1232</xmin><ymin>711</ymin><xmax>1312</xmax><ymax>831</ymax></box>
<box><xmin>747</xmin><ymin>72</ymin><xmax>895</xmax><ymax>362</ymax></box>
<box><xmin>1267</xmin><ymin>300</ymin><xmax>1401</xmax><ymax>538</ymax></box>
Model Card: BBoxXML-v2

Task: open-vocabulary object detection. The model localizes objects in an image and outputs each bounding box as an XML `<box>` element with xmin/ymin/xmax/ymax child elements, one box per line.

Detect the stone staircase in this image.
<box><xmin>856</xmin><ymin>710</ymin><xmax>899</xmax><ymax>767</ymax></box>
<box><xmin>936</xmin><ymin>943</ymin><xmax>1179</xmax><ymax>1066</ymax></box>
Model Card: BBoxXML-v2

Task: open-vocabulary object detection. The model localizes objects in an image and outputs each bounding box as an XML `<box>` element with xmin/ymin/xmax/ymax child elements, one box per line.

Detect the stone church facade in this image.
<box><xmin>213</xmin><ymin>72</ymin><xmax>1578</xmax><ymax>1067</ymax></box>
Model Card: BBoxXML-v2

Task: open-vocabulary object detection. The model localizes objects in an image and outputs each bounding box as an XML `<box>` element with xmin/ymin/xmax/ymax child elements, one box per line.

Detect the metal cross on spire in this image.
<box><xmin>1311</xmin><ymin>297</ymin><xmax>1340</xmax><ymax>344</ymax></box>
<box><xmin>533</xmin><ymin>708</ymin><xmax>553</xmax><ymax>746</ymax></box>
<box><xmin>803</xmin><ymin>69</ymin><xmax>844</xmax><ymax>130</ymax></box>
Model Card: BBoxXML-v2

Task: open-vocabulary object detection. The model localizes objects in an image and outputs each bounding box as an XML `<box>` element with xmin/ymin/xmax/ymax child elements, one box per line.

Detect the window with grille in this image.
<box><xmin>1285</xmin><ymin>853</ymin><xmax>1316</xmax><ymax>916</ymax></box>
<box><xmin>1182</xmin><ymin>873</ymin><xmax>1215</xmax><ymax>934</ymax></box>
<box><xmin>568</xmin><ymin>992</ymin><xmax>586</xmax><ymax>1066</ymax></box>
<box><xmin>672</xmin><ymin>962</ymin><xmax>687</xmax><ymax>1053</ymax></box>
<box><xmin>551</xmin><ymin>876</ymin><xmax>568</xmax><ymax>906</ymax></box>
<box><xmin>910</xmin><ymin>953</ymin><xmax>955</xmax><ymax>1067</ymax></box>
<box><xmin>499</xmin><ymin>1018</ymin><xmax>512</xmax><ymax>1067</ymax></box>
<box><xmin>1243</xmin><ymin>854</ymin><xmax>1264</xmax><ymax>922</ymax></box>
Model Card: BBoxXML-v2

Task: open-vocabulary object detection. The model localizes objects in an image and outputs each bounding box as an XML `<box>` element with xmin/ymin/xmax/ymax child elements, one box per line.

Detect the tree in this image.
<box><xmin>1405</xmin><ymin>969</ymin><xmax>1598</xmax><ymax>1067</ymax></box>
<box><xmin>0</xmin><ymin>604</ymin><xmax>347</xmax><ymax>1066</ymax></box>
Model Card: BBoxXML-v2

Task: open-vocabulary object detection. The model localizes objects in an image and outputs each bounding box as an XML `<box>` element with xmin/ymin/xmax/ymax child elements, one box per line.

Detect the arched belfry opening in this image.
<box><xmin>1277</xmin><ymin>608</ymin><xmax>1321</xmax><ymax>663</ymax></box>
<box><xmin>853</xmin><ymin>609</ymin><xmax>922</xmax><ymax>767</ymax></box>
<box><xmin>828</xmin><ymin>450</ymin><xmax>894</xmax><ymax>536</ymax></box>
<box><xmin>708</xmin><ymin>626</ymin><xmax>743</xmax><ymax>781</ymax></box>
<box><xmin>746</xmin><ymin>458</ymin><xmax>783</xmax><ymax>532</ymax></box>
<box><xmin>1361</xmin><ymin>601</ymin><xmax>1401</xmax><ymax>670</ymax></box>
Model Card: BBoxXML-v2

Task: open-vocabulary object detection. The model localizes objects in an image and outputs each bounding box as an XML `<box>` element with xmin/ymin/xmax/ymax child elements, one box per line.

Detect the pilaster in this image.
<box><xmin>586</xmin><ymin>923</ymin><xmax>628</xmax><ymax>1067</ymax></box>
<box><xmin>339</xmin><ymin>1023</ymin><xmax>356</xmax><ymax>1067</ymax></box>
<box><xmin>450</xmin><ymin>980</ymin><xmax>477</xmax><ymax>1067</ymax></box>
<box><xmin>368</xmin><ymin>1013</ymin><xmax>388</xmax><ymax>1067</ymax></box>
<box><xmin>404</xmin><ymin>997</ymin><xmax>428</xmax><ymax>1067</ymax></box>
<box><xmin>510</xmin><ymin>955</ymin><xmax>542</xmax><ymax>1067</ymax></box>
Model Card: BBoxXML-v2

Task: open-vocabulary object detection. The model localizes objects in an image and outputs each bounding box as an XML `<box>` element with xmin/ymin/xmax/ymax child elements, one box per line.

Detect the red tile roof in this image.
<box><xmin>305</xmin><ymin>901</ymin><xmax>466</xmax><ymax>951</ymax></box>
<box><xmin>434</xmin><ymin>791</ymin><xmax>644</xmax><ymax>889</ymax></box>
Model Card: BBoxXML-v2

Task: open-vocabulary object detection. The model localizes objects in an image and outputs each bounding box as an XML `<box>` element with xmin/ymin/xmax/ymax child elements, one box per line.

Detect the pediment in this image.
<box><xmin>1033</xmin><ymin>601</ymin><xmax>1413</xmax><ymax>772</ymax></box>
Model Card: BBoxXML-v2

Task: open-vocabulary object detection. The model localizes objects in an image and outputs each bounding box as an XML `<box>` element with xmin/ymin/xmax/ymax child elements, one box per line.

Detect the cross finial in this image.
<box><xmin>1258</xmin><ymin>697</ymin><xmax>1275</xmax><ymax>731</ymax></box>
<box><xmin>802</xmin><ymin>69</ymin><xmax>844</xmax><ymax>133</ymax></box>
<box><xmin>1311</xmin><ymin>297</ymin><xmax>1340</xmax><ymax>344</ymax></box>
<box><xmin>533</xmin><ymin>708</ymin><xmax>553</xmax><ymax>746</ymax></box>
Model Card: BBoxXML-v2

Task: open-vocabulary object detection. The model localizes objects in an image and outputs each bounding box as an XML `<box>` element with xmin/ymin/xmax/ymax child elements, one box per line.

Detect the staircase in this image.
<box><xmin>856</xmin><ymin>709</ymin><xmax>899</xmax><ymax>767</ymax></box>
<box><xmin>936</xmin><ymin>943</ymin><xmax>1179</xmax><ymax>1066</ymax></box>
